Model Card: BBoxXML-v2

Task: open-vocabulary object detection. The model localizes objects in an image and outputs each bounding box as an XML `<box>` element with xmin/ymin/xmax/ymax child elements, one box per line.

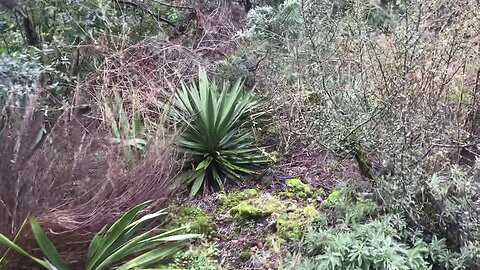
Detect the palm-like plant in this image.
<box><xmin>0</xmin><ymin>201</ymin><xmax>199</xmax><ymax>270</ymax></box>
<box><xmin>173</xmin><ymin>71</ymin><xmax>268</xmax><ymax>197</ymax></box>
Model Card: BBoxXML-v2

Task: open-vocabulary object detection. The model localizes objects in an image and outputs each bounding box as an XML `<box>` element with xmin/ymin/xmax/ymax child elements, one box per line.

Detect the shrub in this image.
<box><xmin>287</xmin><ymin>215</ymin><xmax>431</xmax><ymax>270</ymax></box>
<box><xmin>244</xmin><ymin>0</ymin><xmax>480</xmax><ymax>267</ymax></box>
<box><xmin>285</xmin><ymin>193</ymin><xmax>480</xmax><ymax>270</ymax></box>
<box><xmin>0</xmin><ymin>201</ymin><xmax>199</xmax><ymax>270</ymax></box>
<box><xmin>173</xmin><ymin>70</ymin><xmax>268</xmax><ymax>197</ymax></box>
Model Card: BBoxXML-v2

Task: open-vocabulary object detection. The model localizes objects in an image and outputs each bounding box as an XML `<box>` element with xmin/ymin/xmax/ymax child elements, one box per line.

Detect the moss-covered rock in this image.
<box><xmin>218</xmin><ymin>188</ymin><xmax>260</xmax><ymax>210</ymax></box>
<box><xmin>230</xmin><ymin>203</ymin><xmax>267</xmax><ymax>221</ymax></box>
<box><xmin>167</xmin><ymin>207</ymin><xmax>216</xmax><ymax>237</ymax></box>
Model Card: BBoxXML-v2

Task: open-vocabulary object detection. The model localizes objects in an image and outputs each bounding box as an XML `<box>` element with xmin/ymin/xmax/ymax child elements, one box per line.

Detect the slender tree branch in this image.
<box><xmin>116</xmin><ymin>0</ymin><xmax>175</xmax><ymax>27</ymax></box>
<box><xmin>148</xmin><ymin>0</ymin><xmax>196</xmax><ymax>12</ymax></box>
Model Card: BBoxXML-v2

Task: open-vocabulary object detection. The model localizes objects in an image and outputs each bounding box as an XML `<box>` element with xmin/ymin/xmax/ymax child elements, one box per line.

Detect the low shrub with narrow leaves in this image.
<box><xmin>173</xmin><ymin>71</ymin><xmax>268</xmax><ymax>197</ymax></box>
<box><xmin>0</xmin><ymin>201</ymin><xmax>199</xmax><ymax>270</ymax></box>
<box><xmin>284</xmin><ymin>193</ymin><xmax>480</xmax><ymax>270</ymax></box>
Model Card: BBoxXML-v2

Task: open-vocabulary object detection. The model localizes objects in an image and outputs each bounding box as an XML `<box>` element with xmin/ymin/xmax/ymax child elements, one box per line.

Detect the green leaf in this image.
<box><xmin>0</xmin><ymin>233</ymin><xmax>50</xmax><ymax>269</ymax></box>
<box><xmin>87</xmin><ymin>233</ymin><xmax>104</xmax><ymax>261</ymax></box>
<box><xmin>116</xmin><ymin>243</ymin><xmax>185</xmax><ymax>270</ymax></box>
<box><xmin>86</xmin><ymin>201</ymin><xmax>151</xmax><ymax>270</ymax></box>
<box><xmin>148</xmin><ymin>233</ymin><xmax>200</xmax><ymax>243</ymax></box>
<box><xmin>189</xmin><ymin>169</ymin><xmax>206</xmax><ymax>198</ymax></box>
<box><xmin>30</xmin><ymin>219</ymin><xmax>69</xmax><ymax>270</ymax></box>
<box><xmin>0</xmin><ymin>216</ymin><xmax>29</xmax><ymax>265</ymax></box>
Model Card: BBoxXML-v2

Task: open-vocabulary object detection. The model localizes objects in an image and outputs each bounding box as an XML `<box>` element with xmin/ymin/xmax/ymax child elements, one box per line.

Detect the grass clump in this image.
<box><xmin>0</xmin><ymin>201</ymin><xmax>199</xmax><ymax>270</ymax></box>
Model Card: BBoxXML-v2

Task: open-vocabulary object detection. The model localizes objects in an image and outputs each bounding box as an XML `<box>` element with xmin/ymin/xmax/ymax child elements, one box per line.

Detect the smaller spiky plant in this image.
<box><xmin>0</xmin><ymin>201</ymin><xmax>199</xmax><ymax>270</ymax></box>
<box><xmin>173</xmin><ymin>71</ymin><xmax>268</xmax><ymax>197</ymax></box>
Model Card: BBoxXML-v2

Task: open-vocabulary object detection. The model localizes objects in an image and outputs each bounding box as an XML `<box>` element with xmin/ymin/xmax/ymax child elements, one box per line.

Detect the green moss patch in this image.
<box><xmin>218</xmin><ymin>189</ymin><xmax>287</xmax><ymax>223</ymax></box>
<box><xmin>218</xmin><ymin>188</ymin><xmax>260</xmax><ymax>210</ymax></box>
<box><xmin>239</xmin><ymin>250</ymin><xmax>252</xmax><ymax>261</ymax></box>
<box><xmin>230</xmin><ymin>203</ymin><xmax>267</xmax><ymax>221</ymax></box>
<box><xmin>280</xmin><ymin>178</ymin><xmax>325</xmax><ymax>200</ymax></box>
<box><xmin>324</xmin><ymin>189</ymin><xmax>343</xmax><ymax>207</ymax></box>
<box><xmin>167</xmin><ymin>207</ymin><xmax>216</xmax><ymax>237</ymax></box>
<box><xmin>275</xmin><ymin>205</ymin><xmax>326</xmax><ymax>241</ymax></box>
<box><xmin>286</xmin><ymin>178</ymin><xmax>314</xmax><ymax>197</ymax></box>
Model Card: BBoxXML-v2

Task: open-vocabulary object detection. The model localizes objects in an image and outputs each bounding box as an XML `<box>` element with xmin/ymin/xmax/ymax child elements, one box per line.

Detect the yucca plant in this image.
<box><xmin>0</xmin><ymin>201</ymin><xmax>199</xmax><ymax>270</ymax></box>
<box><xmin>173</xmin><ymin>71</ymin><xmax>268</xmax><ymax>197</ymax></box>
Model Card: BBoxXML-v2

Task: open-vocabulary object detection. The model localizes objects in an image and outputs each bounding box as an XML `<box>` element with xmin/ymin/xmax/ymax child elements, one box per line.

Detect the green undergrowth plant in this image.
<box><xmin>173</xmin><ymin>70</ymin><xmax>268</xmax><ymax>197</ymax></box>
<box><xmin>286</xmin><ymin>215</ymin><xmax>432</xmax><ymax>270</ymax></box>
<box><xmin>165</xmin><ymin>241</ymin><xmax>220</xmax><ymax>270</ymax></box>
<box><xmin>0</xmin><ymin>201</ymin><xmax>199</xmax><ymax>270</ymax></box>
<box><xmin>285</xmin><ymin>190</ymin><xmax>480</xmax><ymax>270</ymax></box>
<box><xmin>104</xmin><ymin>95</ymin><xmax>147</xmax><ymax>162</ymax></box>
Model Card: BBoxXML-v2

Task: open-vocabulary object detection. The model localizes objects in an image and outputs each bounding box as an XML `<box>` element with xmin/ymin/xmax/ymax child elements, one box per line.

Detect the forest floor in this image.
<box><xmin>169</xmin><ymin>141</ymin><xmax>363</xmax><ymax>269</ymax></box>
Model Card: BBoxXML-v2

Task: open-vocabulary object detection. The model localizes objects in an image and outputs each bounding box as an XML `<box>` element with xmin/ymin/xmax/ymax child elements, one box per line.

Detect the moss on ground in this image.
<box><xmin>324</xmin><ymin>189</ymin><xmax>343</xmax><ymax>207</ymax></box>
<box><xmin>230</xmin><ymin>203</ymin><xmax>267</xmax><ymax>221</ymax></box>
<box><xmin>274</xmin><ymin>205</ymin><xmax>325</xmax><ymax>241</ymax></box>
<box><xmin>239</xmin><ymin>250</ymin><xmax>252</xmax><ymax>261</ymax></box>
<box><xmin>218</xmin><ymin>188</ymin><xmax>260</xmax><ymax>210</ymax></box>
<box><xmin>167</xmin><ymin>207</ymin><xmax>216</xmax><ymax>237</ymax></box>
<box><xmin>286</xmin><ymin>178</ymin><xmax>314</xmax><ymax>197</ymax></box>
<box><xmin>281</xmin><ymin>178</ymin><xmax>326</xmax><ymax>200</ymax></box>
<box><xmin>217</xmin><ymin>189</ymin><xmax>286</xmax><ymax>223</ymax></box>
<box><xmin>165</xmin><ymin>241</ymin><xmax>220</xmax><ymax>270</ymax></box>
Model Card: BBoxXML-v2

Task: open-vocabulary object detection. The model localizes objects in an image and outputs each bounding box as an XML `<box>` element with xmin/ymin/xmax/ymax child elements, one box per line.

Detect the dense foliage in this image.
<box><xmin>285</xmin><ymin>191</ymin><xmax>480</xmax><ymax>270</ymax></box>
<box><xmin>1</xmin><ymin>0</ymin><xmax>479</xmax><ymax>269</ymax></box>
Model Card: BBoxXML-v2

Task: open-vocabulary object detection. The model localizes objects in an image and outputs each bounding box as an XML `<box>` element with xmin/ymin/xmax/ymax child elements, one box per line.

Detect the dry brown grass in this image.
<box><xmin>0</xmin><ymin>4</ymin><xmax>244</xmax><ymax>268</ymax></box>
<box><xmin>0</xmin><ymin>95</ymin><xmax>181</xmax><ymax>268</ymax></box>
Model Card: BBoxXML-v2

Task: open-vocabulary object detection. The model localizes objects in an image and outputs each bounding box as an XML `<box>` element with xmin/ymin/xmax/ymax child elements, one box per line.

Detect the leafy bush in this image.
<box><xmin>173</xmin><ymin>71</ymin><xmax>267</xmax><ymax>197</ymax></box>
<box><xmin>0</xmin><ymin>201</ymin><xmax>199</xmax><ymax>270</ymax></box>
<box><xmin>287</xmin><ymin>215</ymin><xmax>431</xmax><ymax>270</ymax></box>
<box><xmin>380</xmin><ymin>165</ymin><xmax>480</xmax><ymax>254</ymax></box>
<box><xmin>245</xmin><ymin>0</ymin><xmax>480</xmax><ymax>267</ymax></box>
<box><xmin>285</xmin><ymin>196</ymin><xmax>480</xmax><ymax>270</ymax></box>
<box><xmin>0</xmin><ymin>52</ymin><xmax>44</xmax><ymax>130</ymax></box>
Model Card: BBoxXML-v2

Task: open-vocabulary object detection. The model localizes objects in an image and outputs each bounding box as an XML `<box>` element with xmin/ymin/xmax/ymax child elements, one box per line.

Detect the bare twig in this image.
<box><xmin>116</xmin><ymin>0</ymin><xmax>175</xmax><ymax>27</ymax></box>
